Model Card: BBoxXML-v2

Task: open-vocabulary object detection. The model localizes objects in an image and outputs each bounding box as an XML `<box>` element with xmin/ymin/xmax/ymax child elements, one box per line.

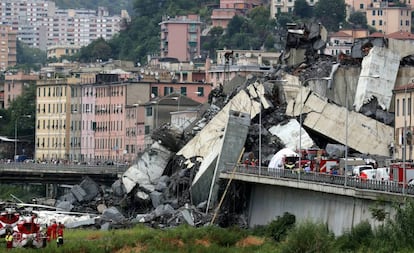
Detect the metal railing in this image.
<box><xmin>224</xmin><ymin>164</ymin><xmax>414</xmax><ymax>196</ymax></box>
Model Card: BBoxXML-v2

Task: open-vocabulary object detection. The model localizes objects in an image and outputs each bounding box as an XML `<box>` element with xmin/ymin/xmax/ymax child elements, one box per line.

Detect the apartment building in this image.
<box><xmin>35</xmin><ymin>78</ymin><xmax>71</xmax><ymax>162</ymax></box>
<box><xmin>270</xmin><ymin>0</ymin><xmax>318</xmax><ymax>18</ymax></box>
<box><xmin>46</xmin><ymin>44</ymin><xmax>81</xmax><ymax>60</ymax></box>
<box><xmin>393</xmin><ymin>83</ymin><xmax>414</xmax><ymax>161</ymax></box>
<box><xmin>366</xmin><ymin>3</ymin><xmax>411</xmax><ymax>34</ymax></box>
<box><xmin>212</xmin><ymin>0</ymin><xmax>263</xmax><ymax>28</ymax></box>
<box><xmin>159</xmin><ymin>15</ymin><xmax>202</xmax><ymax>62</ymax></box>
<box><xmin>324</xmin><ymin>29</ymin><xmax>369</xmax><ymax>56</ymax></box>
<box><xmin>0</xmin><ymin>1</ymin><xmax>125</xmax><ymax>50</ymax></box>
<box><xmin>0</xmin><ymin>26</ymin><xmax>17</xmax><ymax>71</ymax></box>
<box><xmin>4</xmin><ymin>72</ymin><xmax>39</xmax><ymax>109</ymax></box>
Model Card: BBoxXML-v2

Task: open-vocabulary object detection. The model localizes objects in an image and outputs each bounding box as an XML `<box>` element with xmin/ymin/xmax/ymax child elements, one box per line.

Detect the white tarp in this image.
<box><xmin>268</xmin><ymin>148</ymin><xmax>298</xmax><ymax>170</ymax></box>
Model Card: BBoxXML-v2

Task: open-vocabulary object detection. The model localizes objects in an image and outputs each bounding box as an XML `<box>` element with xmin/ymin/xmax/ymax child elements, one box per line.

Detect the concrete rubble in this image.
<box><xmin>42</xmin><ymin>21</ymin><xmax>414</xmax><ymax>230</ymax></box>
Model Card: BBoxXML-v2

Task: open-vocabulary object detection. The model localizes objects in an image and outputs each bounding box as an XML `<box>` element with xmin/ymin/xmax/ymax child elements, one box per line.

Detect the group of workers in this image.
<box><xmin>4</xmin><ymin>220</ymin><xmax>64</xmax><ymax>249</ymax></box>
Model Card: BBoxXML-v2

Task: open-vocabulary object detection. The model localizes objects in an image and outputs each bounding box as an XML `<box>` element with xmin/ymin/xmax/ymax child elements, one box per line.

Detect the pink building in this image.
<box><xmin>159</xmin><ymin>15</ymin><xmax>202</xmax><ymax>62</ymax></box>
<box><xmin>81</xmin><ymin>82</ymin><xmax>96</xmax><ymax>163</ymax></box>
<box><xmin>149</xmin><ymin>82</ymin><xmax>212</xmax><ymax>105</ymax></box>
<box><xmin>4</xmin><ymin>72</ymin><xmax>38</xmax><ymax>109</ymax></box>
<box><xmin>212</xmin><ymin>0</ymin><xmax>262</xmax><ymax>28</ymax></box>
<box><xmin>211</xmin><ymin>9</ymin><xmax>237</xmax><ymax>28</ymax></box>
<box><xmin>220</xmin><ymin>0</ymin><xmax>262</xmax><ymax>9</ymax></box>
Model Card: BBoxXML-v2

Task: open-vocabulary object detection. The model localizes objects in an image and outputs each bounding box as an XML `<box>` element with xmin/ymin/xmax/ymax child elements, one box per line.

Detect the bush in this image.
<box><xmin>336</xmin><ymin>221</ymin><xmax>373</xmax><ymax>252</ymax></box>
<box><xmin>279</xmin><ymin>220</ymin><xmax>335</xmax><ymax>253</ymax></box>
<box><xmin>265</xmin><ymin>212</ymin><xmax>296</xmax><ymax>242</ymax></box>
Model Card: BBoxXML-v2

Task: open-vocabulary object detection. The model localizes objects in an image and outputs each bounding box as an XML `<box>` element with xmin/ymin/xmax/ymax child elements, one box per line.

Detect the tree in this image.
<box><xmin>348</xmin><ymin>11</ymin><xmax>368</xmax><ymax>29</ymax></box>
<box><xmin>314</xmin><ymin>0</ymin><xmax>346</xmax><ymax>31</ymax></box>
<box><xmin>294</xmin><ymin>0</ymin><xmax>313</xmax><ymax>18</ymax></box>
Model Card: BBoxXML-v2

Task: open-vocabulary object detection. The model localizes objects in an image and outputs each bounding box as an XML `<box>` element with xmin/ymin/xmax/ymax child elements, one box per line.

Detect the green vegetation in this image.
<box><xmin>2</xmin><ymin>200</ymin><xmax>414</xmax><ymax>252</ymax></box>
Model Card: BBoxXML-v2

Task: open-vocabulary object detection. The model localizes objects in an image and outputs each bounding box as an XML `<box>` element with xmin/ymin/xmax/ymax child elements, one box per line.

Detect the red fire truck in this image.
<box><xmin>389</xmin><ymin>162</ymin><xmax>414</xmax><ymax>185</ymax></box>
<box><xmin>297</xmin><ymin>149</ymin><xmax>339</xmax><ymax>173</ymax></box>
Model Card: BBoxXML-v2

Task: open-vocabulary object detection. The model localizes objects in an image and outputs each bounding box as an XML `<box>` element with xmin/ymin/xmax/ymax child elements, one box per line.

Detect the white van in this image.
<box><xmin>352</xmin><ymin>165</ymin><xmax>374</xmax><ymax>177</ymax></box>
<box><xmin>376</xmin><ymin>167</ymin><xmax>390</xmax><ymax>181</ymax></box>
<box><xmin>360</xmin><ymin>169</ymin><xmax>377</xmax><ymax>180</ymax></box>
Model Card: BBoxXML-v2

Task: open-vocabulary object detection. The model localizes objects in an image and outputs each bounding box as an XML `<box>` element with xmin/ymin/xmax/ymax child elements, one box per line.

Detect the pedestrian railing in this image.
<box><xmin>224</xmin><ymin>164</ymin><xmax>414</xmax><ymax>196</ymax></box>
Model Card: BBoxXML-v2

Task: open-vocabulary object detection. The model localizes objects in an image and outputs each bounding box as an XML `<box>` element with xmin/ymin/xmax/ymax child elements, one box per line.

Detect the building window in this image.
<box><xmin>372</xmin><ymin>10</ymin><xmax>375</xmax><ymax>16</ymax></box>
<box><xmin>397</xmin><ymin>99</ymin><xmax>400</xmax><ymax>116</ymax></box>
<box><xmin>180</xmin><ymin>87</ymin><xmax>187</xmax><ymax>95</ymax></box>
<box><xmin>360</xmin><ymin>4</ymin><xmax>364</xmax><ymax>9</ymax></box>
<box><xmin>372</xmin><ymin>20</ymin><xmax>376</xmax><ymax>26</ymax></box>
<box><xmin>409</xmin><ymin>98</ymin><xmax>412</xmax><ymax>116</ymax></box>
<box><xmin>146</xmin><ymin>107</ymin><xmax>153</xmax><ymax>116</ymax></box>
<box><xmin>151</xmin><ymin>87</ymin><xmax>158</xmax><ymax>97</ymax></box>
<box><xmin>403</xmin><ymin>98</ymin><xmax>406</xmax><ymax>116</ymax></box>
<box><xmin>379</xmin><ymin>20</ymin><xmax>382</xmax><ymax>26</ymax></box>
<box><xmin>145</xmin><ymin>125</ymin><xmax>150</xmax><ymax>134</ymax></box>
<box><xmin>197</xmin><ymin>87</ymin><xmax>204</xmax><ymax>96</ymax></box>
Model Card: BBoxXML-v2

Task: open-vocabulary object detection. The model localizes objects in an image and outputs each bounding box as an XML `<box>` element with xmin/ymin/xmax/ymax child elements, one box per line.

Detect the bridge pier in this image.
<box><xmin>45</xmin><ymin>184</ymin><xmax>57</xmax><ymax>198</ymax></box>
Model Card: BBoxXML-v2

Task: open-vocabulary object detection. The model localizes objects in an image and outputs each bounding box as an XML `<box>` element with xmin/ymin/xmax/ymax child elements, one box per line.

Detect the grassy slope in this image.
<box><xmin>5</xmin><ymin>224</ymin><xmax>276</xmax><ymax>253</ymax></box>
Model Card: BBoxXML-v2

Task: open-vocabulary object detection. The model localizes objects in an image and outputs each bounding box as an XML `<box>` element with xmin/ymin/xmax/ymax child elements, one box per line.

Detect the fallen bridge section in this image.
<box><xmin>286</xmin><ymin>87</ymin><xmax>393</xmax><ymax>156</ymax></box>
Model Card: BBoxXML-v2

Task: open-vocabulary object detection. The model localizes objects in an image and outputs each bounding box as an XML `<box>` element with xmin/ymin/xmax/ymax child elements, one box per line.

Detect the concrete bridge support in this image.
<box><xmin>248</xmin><ymin>184</ymin><xmax>395</xmax><ymax>235</ymax></box>
<box><xmin>45</xmin><ymin>183</ymin><xmax>58</xmax><ymax>198</ymax></box>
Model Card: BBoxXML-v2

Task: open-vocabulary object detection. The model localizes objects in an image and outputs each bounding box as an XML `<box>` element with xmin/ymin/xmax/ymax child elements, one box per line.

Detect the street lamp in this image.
<box><xmin>14</xmin><ymin>115</ymin><xmax>31</xmax><ymax>161</ymax></box>
<box><xmin>298</xmin><ymin>77</ymin><xmax>331</xmax><ymax>177</ymax></box>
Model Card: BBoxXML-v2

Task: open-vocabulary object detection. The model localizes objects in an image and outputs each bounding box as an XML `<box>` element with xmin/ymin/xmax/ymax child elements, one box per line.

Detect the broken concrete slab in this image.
<box><xmin>268</xmin><ymin>118</ymin><xmax>314</xmax><ymax>151</ymax></box>
<box><xmin>71</xmin><ymin>185</ymin><xmax>87</xmax><ymax>202</ymax></box>
<box><xmin>150</xmin><ymin>191</ymin><xmax>164</xmax><ymax>208</ymax></box>
<box><xmin>55</xmin><ymin>201</ymin><xmax>74</xmax><ymax>212</ymax></box>
<box><xmin>122</xmin><ymin>141</ymin><xmax>172</xmax><ymax>194</ymax></box>
<box><xmin>58</xmin><ymin>192</ymin><xmax>77</xmax><ymax>204</ymax></box>
<box><xmin>79</xmin><ymin>176</ymin><xmax>100</xmax><ymax>202</ymax></box>
<box><xmin>111</xmin><ymin>179</ymin><xmax>126</xmax><ymax>197</ymax></box>
<box><xmin>286</xmin><ymin>89</ymin><xmax>393</xmax><ymax>156</ymax></box>
<box><xmin>101</xmin><ymin>206</ymin><xmax>126</xmax><ymax>223</ymax></box>
<box><xmin>153</xmin><ymin>204</ymin><xmax>175</xmax><ymax>217</ymax></box>
<box><xmin>354</xmin><ymin>46</ymin><xmax>400</xmax><ymax>112</ymax></box>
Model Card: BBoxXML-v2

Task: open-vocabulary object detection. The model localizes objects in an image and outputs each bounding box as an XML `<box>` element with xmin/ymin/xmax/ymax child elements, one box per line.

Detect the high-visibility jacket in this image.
<box><xmin>5</xmin><ymin>234</ymin><xmax>13</xmax><ymax>242</ymax></box>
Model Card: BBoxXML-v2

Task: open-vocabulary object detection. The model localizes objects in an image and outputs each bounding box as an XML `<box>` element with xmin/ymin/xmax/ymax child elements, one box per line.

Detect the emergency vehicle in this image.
<box><xmin>296</xmin><ymin>149</ymin><xmax>339</xmax><ymax>173</ymax></box>
<box><xmin>390</xmin><ymin>162</ymin><xmax>414</xmax><ymax>185</ymax></box>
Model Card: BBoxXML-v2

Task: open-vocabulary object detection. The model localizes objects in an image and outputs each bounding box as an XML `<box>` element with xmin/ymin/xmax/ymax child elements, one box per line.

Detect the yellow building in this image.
<box><xmin>393</xmin><ymin>83</ymin><xmax>414</xmax><ymax>161</ymax></box>
<box><xmin>35</xmin><ymin>78</ymin><xmax>73</xmax><ymax>162</ymax></box>
<box><xmin>46</xmin><ymin>44</ymin><xmax>81</xmax><ymax>59</ymax></box>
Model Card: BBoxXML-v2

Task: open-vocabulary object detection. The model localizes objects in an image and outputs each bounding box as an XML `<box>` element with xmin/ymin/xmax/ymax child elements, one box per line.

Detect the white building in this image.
<box><xmin>0</xmin><ymin>0</ymin><xmax>127</xmax><ymax>50</ymax></box>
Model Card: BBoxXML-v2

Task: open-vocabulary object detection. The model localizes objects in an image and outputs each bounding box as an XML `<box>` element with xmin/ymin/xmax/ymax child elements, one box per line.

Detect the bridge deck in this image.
<box><xmin>220</xmin><ymin>164</ymin><xmax>414</xmax><ymax>200</ymax></box>
<box><xmin>0</xmin><ymin>163</ymin><xmax>128</xmax><ymax>185</ymax></box>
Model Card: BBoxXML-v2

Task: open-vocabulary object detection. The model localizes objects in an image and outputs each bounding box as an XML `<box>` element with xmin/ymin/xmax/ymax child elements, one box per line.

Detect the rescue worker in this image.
<box><xmin>51</xmin><ymin>220</ymin><xmax>58</xmax><ymax>240</ymax></box>
<box><xmin>56</xmin><ymin>223</ymin><xmax>64</xmax><ymax>247</ymax></box>
<box><xmin>5</xmin><ymin>231</ymin><xmax>13</xmax><ymax>249</ymax></box>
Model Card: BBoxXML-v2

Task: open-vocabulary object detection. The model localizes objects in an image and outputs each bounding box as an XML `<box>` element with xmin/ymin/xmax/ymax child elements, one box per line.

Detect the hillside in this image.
<box><xmin>54</xmin><ymin>0</ymin><xmax>133</xmax><ymax>15</ymax></box>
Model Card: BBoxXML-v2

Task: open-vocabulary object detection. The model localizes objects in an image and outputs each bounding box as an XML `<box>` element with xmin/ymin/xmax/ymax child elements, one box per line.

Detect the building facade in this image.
<box><xmin>270</xmin><ymin>0</ymin><xmax>318</xmax><ymax>18</ymax></box>
<box><xmin>393</xmin><ymin>83</ymin><xmax>414</xmax><ymax>161</ymax></box>
<box><xmin>366</xmin><ymin>4</ymin><xmax>412</xmax><ymax>34</ymax></box>
<box><xmin>159</xmin><ymin>15</ymin><xmax>202</xmax><ymax>62</ymax></box>
<box><xmin>0</xmin><ymin>25</ymin><xmax>17</xmax><ymax>71</ymax></box>
<box><xmin>4</xmin><ymin>72</ymin><xmax>39</xmax><ymax>109</ymax></box>
<box><xmin>0</xmin><ymin>0</ymin><xmax>126</xmax><ymax>50</ymax></box>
